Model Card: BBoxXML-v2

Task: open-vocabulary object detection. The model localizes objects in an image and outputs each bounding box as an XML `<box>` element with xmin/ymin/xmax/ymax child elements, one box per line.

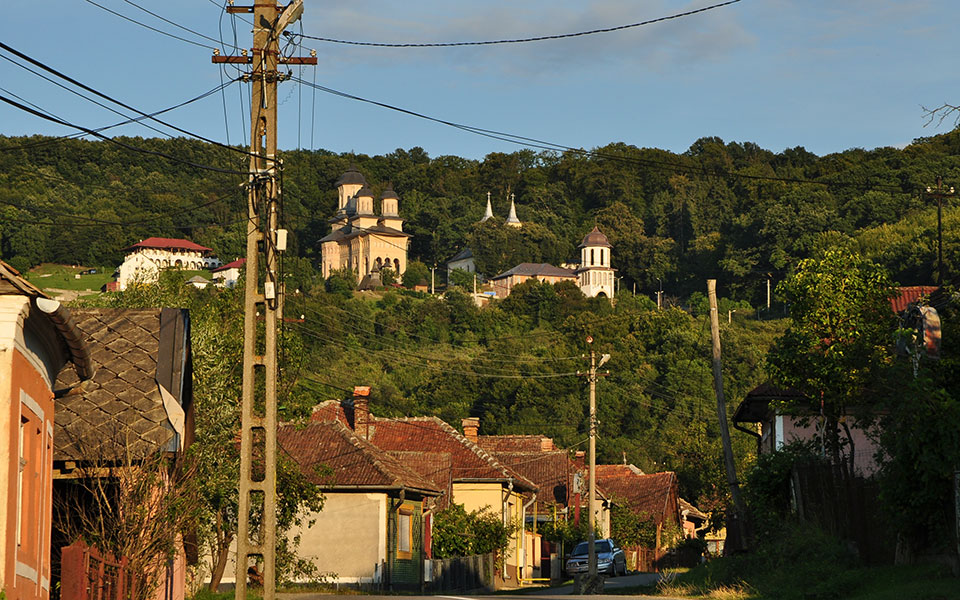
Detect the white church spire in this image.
<box><xmin>505</xmin><ymin>193</ymin><xmax>522</xmax><ymax>228</ymax></box>
<box><xmin>481</xmin><ymin>191</ymin><xmax>493</xmax><ymax>222</ymax></box>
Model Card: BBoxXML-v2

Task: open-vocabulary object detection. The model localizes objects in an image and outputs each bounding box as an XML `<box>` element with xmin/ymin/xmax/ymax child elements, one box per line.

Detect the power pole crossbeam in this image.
<box><xmin>211</xmin><ymin>3</ymin><xmax>311</xmax><ymax>600</ymax></box>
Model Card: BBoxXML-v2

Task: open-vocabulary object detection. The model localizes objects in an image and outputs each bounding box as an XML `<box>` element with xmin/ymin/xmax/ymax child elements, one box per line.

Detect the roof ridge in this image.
<box><xmin>429</xmin><ymin>417</ymin><xmax>537</xmax><ymax>490</ymax></box>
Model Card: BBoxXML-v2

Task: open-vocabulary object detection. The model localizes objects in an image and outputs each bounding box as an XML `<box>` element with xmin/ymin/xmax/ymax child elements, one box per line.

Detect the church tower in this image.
<box><xmin>576</xmin><ymin>226</ymin><xmax>615</xmax><ymax>298</ymax></box>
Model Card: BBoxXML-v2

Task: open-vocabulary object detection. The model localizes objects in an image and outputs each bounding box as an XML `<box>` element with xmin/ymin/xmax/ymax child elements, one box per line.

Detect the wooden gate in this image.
<box><xmin>61</xmin><ymin>540</ymin><xmax>136</xmax><ymax>600</ymax></box>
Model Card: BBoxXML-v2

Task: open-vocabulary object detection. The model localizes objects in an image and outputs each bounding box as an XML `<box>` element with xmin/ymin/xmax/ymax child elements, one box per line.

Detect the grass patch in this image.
<box><xmin>24</xmin><ymin>263</ymin><xmax>113</xmax><ymax>291</ymax></box>
<box><xmin>656</xmin><ymin>525</ymin><xmax>960</xmax><ymax>600</ymax></box>
<box><xmin>189</xmin><ymin>588</ymin><xmax>261</xmax><ymax>600</ymax></box>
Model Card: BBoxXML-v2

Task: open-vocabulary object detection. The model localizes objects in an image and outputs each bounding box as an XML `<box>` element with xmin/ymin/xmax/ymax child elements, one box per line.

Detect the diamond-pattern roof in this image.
<box><xmin>54</xmin><ymin>309</ymin><xmax>171</xmax><ymax>462</ymax></box>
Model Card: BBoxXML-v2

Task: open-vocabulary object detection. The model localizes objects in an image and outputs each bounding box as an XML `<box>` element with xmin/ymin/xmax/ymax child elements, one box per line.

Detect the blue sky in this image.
<box><xmin>1</xmin><ymin>0</ymin><xmax>958</xmax><ymax>161</ymax></box>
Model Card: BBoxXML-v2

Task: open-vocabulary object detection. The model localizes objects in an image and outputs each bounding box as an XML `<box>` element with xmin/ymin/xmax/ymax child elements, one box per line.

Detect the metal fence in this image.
<box><xmin>424</xmin><ymin>552</ymin><xmax>495</xmax><ymax>593</ymax></box>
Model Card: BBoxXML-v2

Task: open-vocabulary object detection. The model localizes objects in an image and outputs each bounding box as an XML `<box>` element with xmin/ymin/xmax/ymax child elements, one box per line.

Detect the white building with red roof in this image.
<box><xmin>116</xmin><ymin>237</ymin><xmax>220</xmax><ymax>290</ymax></box>
<box><xmin>211</xmin><ymin>258</ymin><xmax>246</xmax><ymax>289</ymax></box>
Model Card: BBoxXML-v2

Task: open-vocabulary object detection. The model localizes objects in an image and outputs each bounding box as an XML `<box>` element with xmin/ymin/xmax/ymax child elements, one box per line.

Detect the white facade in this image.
<box><xmin>116</xmin><ymin>240</ymin><xmax>220</xmax><ymax>290</ymax></box>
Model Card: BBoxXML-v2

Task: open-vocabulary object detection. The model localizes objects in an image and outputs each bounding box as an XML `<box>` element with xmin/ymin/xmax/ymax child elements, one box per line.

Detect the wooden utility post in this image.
<box><xmin>707</xmin><ymin>280</ymin><xmax>748</xmax><ymax>551</ymax></box>
<box><xmin>212</xmin><ymin>4</ymin><xmax>315</xmax><ymax>600</ymax></box>
<box><xmin>578</xmin><ymin>337</ymin><xmax>609</xmax><ymax>585</ymax></box>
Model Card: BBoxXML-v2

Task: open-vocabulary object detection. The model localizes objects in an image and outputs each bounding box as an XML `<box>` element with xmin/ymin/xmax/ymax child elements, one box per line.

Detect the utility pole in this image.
<box><xmin>212</xmin><ymin>5</ymin><xmax>314</xmax><ymax>600</ymax></box>
<box><xmin>924</xmin><ymin>176</ymin><xmax>957</xmax><ymax>285</ymax></box>
<box><xmin>707</xmin><ymin>280</ymin><xmax>748</xmax><ymax>551</ymax></box>
<box><xmin>766</xmin><ymin>276</ymin><xmax>771</xmax><ymax>311</ymax></box>
<box><xmin>431</xmin><ymin>265</ymin><xmax>436</xmax><ymax>294</ymax></box>
<box><xmin>578</xmin><ymin>337</ymin><xmax>609</xmax><ymax>583</ymax></box>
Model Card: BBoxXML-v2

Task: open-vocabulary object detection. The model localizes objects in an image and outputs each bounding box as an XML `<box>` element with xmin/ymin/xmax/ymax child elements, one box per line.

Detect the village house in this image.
<box><xmin>52</xmin><ymin>307</ymin><xmax>197</xmax><ymax>600</ymax></box>
<box><xmin>278</xmin><ymin>417</ymin><xmax>442</xmax><ymax>590</ymax></box>
<box><xmin>320</xmin><ymin>167</ymin><xmax>411</xmax><ymax>283</ymax></box>
<box><xmin>595</xmin><ymin>465</ymin><xmax>682</xmax><ymax>571</ymax></box>
<box><xmin>211</xmin><ymin>258</ymin><xmax>246</xmax><ymax>289</ymax></box>
<box><xmin>115</xmin><ymin>237</ymin><xmax>221</xmax><ymax>291</ymax></box>
<box><xmin>305</xmin><ymin>387</ymin><xmax>538</xmax><ymax>585</ymax></box>
<box><xmin>474</xmin><ymin>431</ymin><xmax>612</xmax><ymax>579</ymax></box>
<box><xmin>0</xmin><ymin>260</ymin><xmax>93</xmax><ymax>600</ymax></box>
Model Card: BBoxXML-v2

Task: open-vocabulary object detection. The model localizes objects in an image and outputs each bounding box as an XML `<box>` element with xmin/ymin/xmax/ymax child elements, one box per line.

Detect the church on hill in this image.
<box><xmin>320</xmin><ymin>167</ymin><xmax>412</xmax><ymax>284</ymax></box>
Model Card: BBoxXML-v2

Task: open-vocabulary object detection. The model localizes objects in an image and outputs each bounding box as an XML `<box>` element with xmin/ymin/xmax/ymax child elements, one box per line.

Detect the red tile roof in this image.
<box><xmin>387</xmin><ymin>451</ymin><xmax>454</xmax><ymax>508</ymax></box>
<box><xmin>891</xmin><ymin>286</ymin><xmax>938</xmax><ymax>313</ymax></box>
<box><xmin>278</xmin><ymin>420</ymin><xmax>441</xmax><ymax>495</ymax></box>
<box><xmin>484</xmin><ymin>451</ymin><xmax>572</xmax><ymax>506</ymax></box>
<box><xmin>212</xmin><ymin>258</ymin><xmax>246</xmax><ymax>273</ymax></box>
<box><xmin>595</xmin><ymin>466</ymin><xmax>678</xmax><ymax>526</ymax></box>
<box><xmin>369</xmin><ymin>417</ymin><xmax>538</xmax><ymax>492</ymax></box>
<box><xmin>122</xmin><ymin>237</ymin><xmax>213</xmax><ymax>253</ymax></box>
<box><xmin>478</xmin><ymin>435</ymin><xmax>555</xmax><ymax>453</ymax></box>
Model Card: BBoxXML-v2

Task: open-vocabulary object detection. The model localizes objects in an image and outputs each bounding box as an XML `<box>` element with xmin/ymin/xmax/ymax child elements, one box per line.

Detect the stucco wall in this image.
<box><xmin>293</xmin><ymin>492</ymin><xmax>387</xmax><ymax>583</ymax></box>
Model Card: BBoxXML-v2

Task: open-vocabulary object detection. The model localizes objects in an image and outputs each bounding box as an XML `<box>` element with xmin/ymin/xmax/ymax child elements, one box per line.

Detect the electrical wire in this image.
<box><xmin>0</xmin><ymin>92</ymin><xmax>250</xmax><ymax>176</ymax></box>
<box><xmin>118</xmin><ymin>0</ymin><xmax>241</xmax><ymax>51</ymax></box>
<box><xmin>0</xmin><ymin>75</ymin><xmax>237</xmax><ymax>153</ymax></box>
<box><xmin>0</xmin><ymin>42</ymin><xmax>274</xmax><ymax>164</ymax></box>
<box><xmin>292</xmin><ymin>76</ymin><xmax>911</xmax><ymax>194</ymax></box>
<box><xmin>289</xmin><ymin>0</ymin><xmax>742</xmax><ymax>48</ymax></box>
<box><xmin>82</xmin><ymin>0</ymin><xmax>216</xmax><ymax>50</ymax></box>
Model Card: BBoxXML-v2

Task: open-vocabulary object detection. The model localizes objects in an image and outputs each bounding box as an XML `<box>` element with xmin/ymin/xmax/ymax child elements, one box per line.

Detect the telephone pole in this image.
<box><xmin>707</xmin><ymin>280</ymin><xmax>748</xmax><ymax>551</ymax></box>
<box><xmin>578</xmin><ymin>337</ymin><xmax>609</xmax><ymax>584</ymax></box>
<box><xmin>924</xmin><ymin>176</ymin><xmax>957</xmax><ymax>285</ymax></box>
<box><xmin>212</xmin><ymin>4</ymin><xmax>315</xmax><ymax>600</ymax></box>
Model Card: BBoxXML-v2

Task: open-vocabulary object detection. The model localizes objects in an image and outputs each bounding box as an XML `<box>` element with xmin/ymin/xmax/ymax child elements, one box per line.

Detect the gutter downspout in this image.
<box><xmin>519</xmin><ymin>493</ymin><xmax>537</xmax><ymax>582</ymax></box>
<box><xmin>503</xmin><ymin>480</ymin><xmax>513</xmax><ymax>579</ymax></box>
<box><xmin>733</xmin><ymin>421</ymin><xmax>762</xmax><ymax>456</ymax></box>
<box><xmin>421</xmin><ymin>496</ymin><xmax>438</xmax><ymax>593</ymax></box>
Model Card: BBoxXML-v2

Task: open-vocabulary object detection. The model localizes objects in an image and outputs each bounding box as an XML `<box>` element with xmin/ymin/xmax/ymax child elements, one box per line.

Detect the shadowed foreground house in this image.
<box><xmin>52</xmin><ymin>308</ymin><xmax>196</xmax><ymax>600</ymax></box>
<box><xmin>0</xmin><ymin>261</ymin><xmax>92</xmax><ymax>600</ymax></box>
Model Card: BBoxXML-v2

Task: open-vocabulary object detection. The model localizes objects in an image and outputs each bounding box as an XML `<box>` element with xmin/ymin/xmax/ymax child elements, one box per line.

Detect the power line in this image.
<box><xmin>0</xmin><ymin>92</ymin><xmax>249</xmax><ymax>176</ymax></box>
<box><xmin>118</xmin><ymin>0</ymin><xmax>241</xmax><ymax>50</ymax></box>
<box><xmin>291</xmin><ymin>76</ymin><xmax>911</xmax><ymax>194</ymax></box>
<box><xmin>289</xmin><ymin>0</ymin><xmax>742</xmax><ymax>48</ymax></box>
<box><xmin>0</xmin><ymin>42</ymin><xmax>272</xmax><ymax>164</ymax></box>
<box><xmin>82</xmin><ymin>0</ymin><xmax>217</xmax><ymax>50</ymax></box>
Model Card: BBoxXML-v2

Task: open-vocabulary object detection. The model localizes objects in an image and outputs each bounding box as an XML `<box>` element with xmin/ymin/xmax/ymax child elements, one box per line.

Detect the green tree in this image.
<box><xmin>766</xmin><ymin>249</ymin><xmax>897</xmax><ymax>467</ymax></box>
<box><xmin>402</xmin><ymin>260</ymin><xmax>430</xmax><ymax>288</ymax></box>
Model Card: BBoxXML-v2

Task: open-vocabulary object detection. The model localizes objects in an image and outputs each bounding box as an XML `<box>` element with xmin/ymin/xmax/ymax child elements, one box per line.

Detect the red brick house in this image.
<box><xmin>0</xmin><ymin>261</ymin><xmax>92</xmax><ymax>600</ymax></box>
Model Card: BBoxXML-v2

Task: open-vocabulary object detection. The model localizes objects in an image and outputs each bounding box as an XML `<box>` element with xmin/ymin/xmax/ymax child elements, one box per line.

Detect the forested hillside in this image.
<box><xmin>3</xmin><ymin>131</ymin><xmax>960</xmax><ymax>302</ymax></box>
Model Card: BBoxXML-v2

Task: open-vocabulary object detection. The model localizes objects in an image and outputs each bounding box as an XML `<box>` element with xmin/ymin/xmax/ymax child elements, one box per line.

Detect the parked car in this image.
<box><xmin>564</xmin><ymin>538</ymin><xmax>627</xmax><ymax>576</ymax></box>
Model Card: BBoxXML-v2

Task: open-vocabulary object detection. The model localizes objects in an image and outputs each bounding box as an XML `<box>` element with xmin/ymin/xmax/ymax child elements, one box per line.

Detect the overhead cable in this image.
<box><xmin>289</xmin><ymin>0</ymin><xmax>742</xmax><ymax>47</ymax></box>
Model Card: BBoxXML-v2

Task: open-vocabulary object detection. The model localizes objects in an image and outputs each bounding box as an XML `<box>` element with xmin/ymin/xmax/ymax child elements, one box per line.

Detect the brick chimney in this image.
<box><xmin>540</xmin><ymin>437</ymin><xmax>555</xmax><ymax>452</ymax></box>
<box><xmin>353</xmin><ymin>386</ymin><xmax>371</xmax><ymax>439</ymax></box>
<box><xmin>462</xmin><ymin>417</ymin><xmax>479</xmax><ymax>443</ymax></box>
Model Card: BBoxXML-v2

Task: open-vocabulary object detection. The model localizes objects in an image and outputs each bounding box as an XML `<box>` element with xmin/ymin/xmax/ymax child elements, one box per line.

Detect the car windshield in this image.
<box><xmin>572</xmin><ymin>541</ymin><xmax>613</xmax><ymax>555</ymax></box>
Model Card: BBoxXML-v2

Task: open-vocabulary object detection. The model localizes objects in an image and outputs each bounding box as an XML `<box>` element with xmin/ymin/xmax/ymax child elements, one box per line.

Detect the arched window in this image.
<box><xmin>590</xmin><ymin>249</ymin><xmax>595</xmax><ymax>266</ymax></box>
<box><xmin>394</xmin><ymin>258</ymin><xmax>400</xmax><ymax>273</ymax></box>
<box><xmin>601</xmin><ymin>249</ymin><xmax>605</xmax><ymax>266</ymax></box>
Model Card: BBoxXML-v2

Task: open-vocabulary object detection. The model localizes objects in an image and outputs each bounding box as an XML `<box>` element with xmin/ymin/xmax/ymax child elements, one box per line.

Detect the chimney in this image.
<box><xmin>462</xmin><ymin>417</ymin><xmax>479</xmax><ymax>443</ymax></box>
<box><xmin>353</xmin><ymin>386</ymin><xmax>371</xmax><ymax>439</ymax></box>
<box><xmin>573</xmin><ymin>450</ymin><xmax>585</xmax><ymax>468</ymax></box>
<box><xmin>540</xmin><ymin>437</ymin><xmax>555</xmax><ymax>452</ymax></box>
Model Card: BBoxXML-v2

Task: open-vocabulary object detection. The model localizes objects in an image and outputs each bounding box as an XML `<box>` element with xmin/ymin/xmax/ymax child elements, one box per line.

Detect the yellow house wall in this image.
<box><xmin>452</xmin><ymin>483</ymin><xmax>527</xmax><ymax>581</ymax></box>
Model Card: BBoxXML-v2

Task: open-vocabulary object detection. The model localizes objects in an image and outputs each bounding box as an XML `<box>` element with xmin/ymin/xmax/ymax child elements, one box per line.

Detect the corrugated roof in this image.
<box><xmin>891</xmin><ymin>286</ymin><xmax>938</xmax><ymax>313</ymax></box>
<box><xmin>122</xmin><ymin>237</ymin><xmax>213</xmax><ymax>253</ymax></box>
<box><xmin>491</xmin><ymin>263</ymin><xmax>576</xmax><ymax>280</ymax></box>
<box><xmin>279</xmin><ymin>420</ymin><xmax>441</xmax><ymax>495</ymax></box>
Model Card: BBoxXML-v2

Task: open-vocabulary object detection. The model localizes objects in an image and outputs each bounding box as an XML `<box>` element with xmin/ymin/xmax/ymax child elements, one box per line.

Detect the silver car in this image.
<box><xmin>564</xmin><ymin>539</ymin><xmax>627</xmax><ymax>577</ymax></box>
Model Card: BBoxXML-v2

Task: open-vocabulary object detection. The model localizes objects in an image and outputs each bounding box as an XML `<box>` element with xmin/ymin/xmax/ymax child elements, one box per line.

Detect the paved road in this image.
<box><xmin>277</xmin><ymin>572</ymin><xmax>672</xmax><ymax>600</ymax></box>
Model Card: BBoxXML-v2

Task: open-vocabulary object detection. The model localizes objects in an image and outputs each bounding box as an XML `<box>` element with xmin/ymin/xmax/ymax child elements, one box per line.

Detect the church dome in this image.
<box><xmin>380</xmin><ymin>187</ymin><xmax>399</xmax><ymax>200</ymax></box>
<box><xmin>356</xmin><ymin>185</ymin><xmax>375</xmax><ymax>198</ymax></box>
<box><xmin>335</xmin><ymin>166</ymin><xmax>367</xmax><ymax>187</ymax></box>
<box><xmin>579</xmin><ymin>226</ymin><xmax>612</xmax><ymax>248</ymax></box>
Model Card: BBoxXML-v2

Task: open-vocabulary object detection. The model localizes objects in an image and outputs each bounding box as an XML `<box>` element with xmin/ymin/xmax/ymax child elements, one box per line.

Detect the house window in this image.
<box><xmin>600</xmin><ymin>249</ymin><xmax>605</xmax><ymax>266</ymax></box>
<box><xmin>397</xmin><ymin>507</ymin><xmax>413</xmax><ymax>558</ymax></box>
<box><xmin>18</xmin><ymin>415</ymin><xmax>26</xmax><ymax>545</ymax></box>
